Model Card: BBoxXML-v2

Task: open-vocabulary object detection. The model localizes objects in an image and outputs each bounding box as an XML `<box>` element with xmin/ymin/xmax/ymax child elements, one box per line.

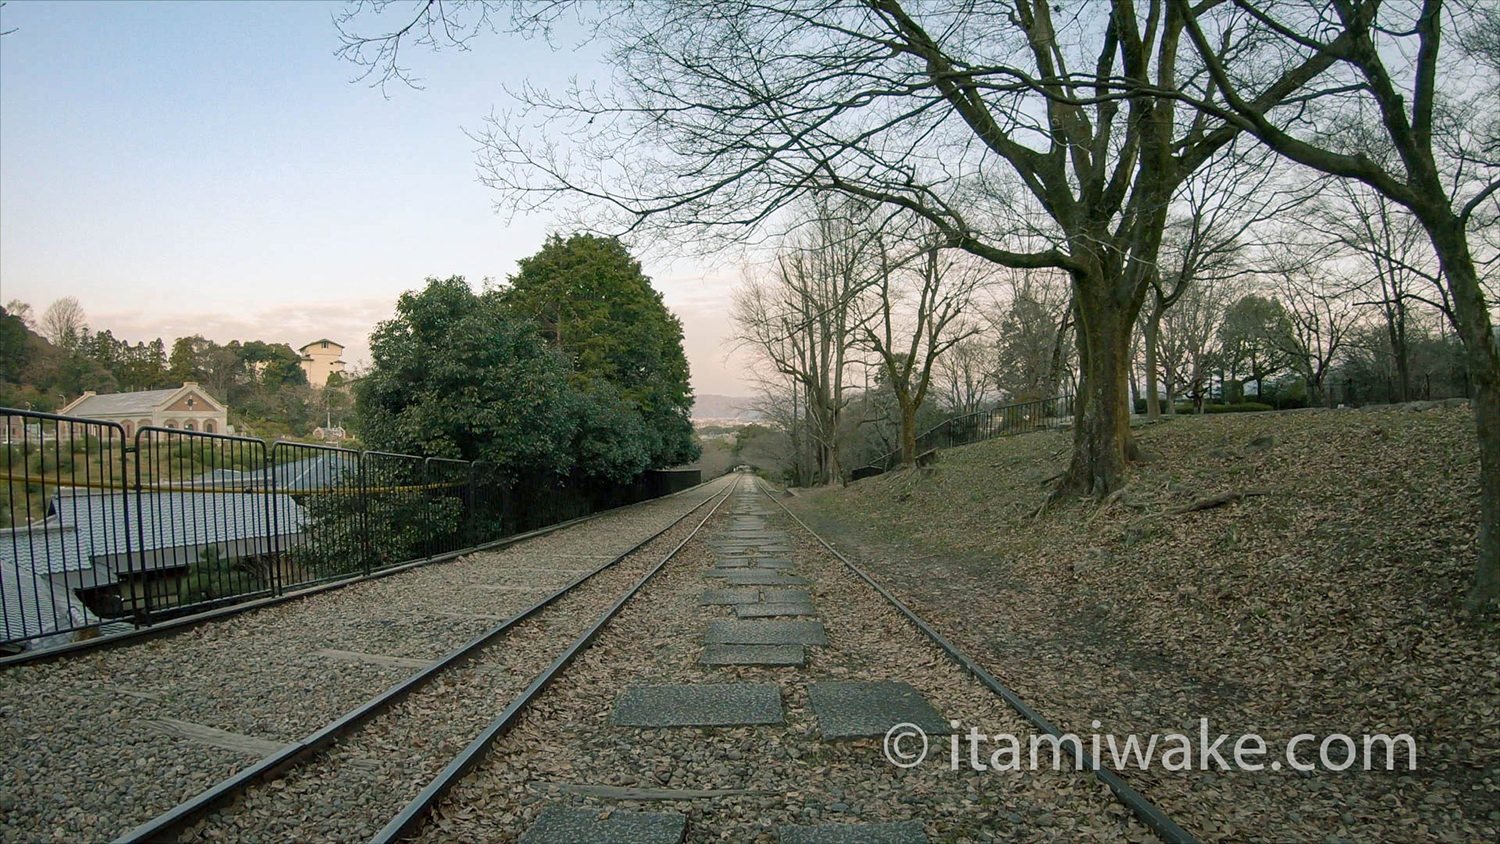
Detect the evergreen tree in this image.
<box><xmin>503</xmin><ymin>234</ymin><xmax>697</xmax><ymax>468</ymax></box>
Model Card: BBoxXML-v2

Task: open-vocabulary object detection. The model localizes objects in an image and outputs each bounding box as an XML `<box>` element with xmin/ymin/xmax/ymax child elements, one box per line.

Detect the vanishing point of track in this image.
<box><xmin>84</xmin><ymin>471</ymin><xmax>1192</xmax><ymax>842</ymax></box>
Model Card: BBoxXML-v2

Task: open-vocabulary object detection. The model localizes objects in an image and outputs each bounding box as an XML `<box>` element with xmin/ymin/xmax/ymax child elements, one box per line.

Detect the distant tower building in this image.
<box><xmin>298</xmin><ymin>339</ymin><xmax>347</xmax><ymax>388</ymax></box>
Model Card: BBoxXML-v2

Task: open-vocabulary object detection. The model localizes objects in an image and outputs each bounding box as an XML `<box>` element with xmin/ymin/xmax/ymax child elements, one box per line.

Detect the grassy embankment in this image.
<box><xmin>789</xmin><ymin>404</ymin><xmax>1497</xmax><ymax>843</ymax></box>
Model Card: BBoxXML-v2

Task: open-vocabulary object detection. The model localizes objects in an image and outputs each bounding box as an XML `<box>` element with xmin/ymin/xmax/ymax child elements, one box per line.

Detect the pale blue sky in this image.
<box><xmin>0</xmin><ymin>0</ymin><xmax>750</xmax><ymax>394</ymax></box>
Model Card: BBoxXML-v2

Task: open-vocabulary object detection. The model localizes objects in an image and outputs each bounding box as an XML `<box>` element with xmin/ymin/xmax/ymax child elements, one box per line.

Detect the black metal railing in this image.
<box><xmin>0</xmin><ymin>407</ymin><xmax>701</xmax><ymax>651</ymax></box>
<box><xmin>857</xmin><ymin>394</ymin><xmax>1075</xmax><ymax>477</ymax></box>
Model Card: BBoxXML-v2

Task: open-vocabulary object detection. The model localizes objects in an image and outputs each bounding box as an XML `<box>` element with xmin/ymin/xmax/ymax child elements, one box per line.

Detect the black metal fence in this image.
<box><xmin>1</xmin><ymin>407</ymin><xmax>700</xmax><ymax>651</ymax></box>
<box><xmin>857</xmin><ymin>372</ymin><xmax>1475</xmax><ymax>481</ymax></box>
<box><xmin>1321</xmin><ymin>373</ymin><xmax>1470</xmax><ymax>409</ymax></box>
<box><xmin>856</xmin><ymin>394</ymin><xmax>1075</xmax><ymax>478</ymax></box>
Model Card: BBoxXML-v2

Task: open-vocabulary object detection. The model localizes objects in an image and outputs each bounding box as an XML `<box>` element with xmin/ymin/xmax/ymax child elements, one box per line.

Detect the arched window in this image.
<box><xmin>122</xmin><ymin>421</ymin><xmax>133</xmax><ymax>438</ymax></box>
<box><xmin>138</xmin><ymin>419</ymin><xmax>151</xmax><ymax>434</ymax></box>
<box><xmin>203</xmin><ymin>421</ymin><xmax>216</xmax><ymax>434</ymax></box>
<box><xmin>184</xmin><ymin>421</ymin><xmax>196</xmax><ymax>432</ymax></box>
<box><xmin>165</xmin><ymin>420</ymin><xmax>178</xmax><ymax>429</ymax></box>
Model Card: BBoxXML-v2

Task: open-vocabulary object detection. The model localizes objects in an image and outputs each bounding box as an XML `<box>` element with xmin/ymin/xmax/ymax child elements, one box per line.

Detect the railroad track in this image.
<box><xmin>753</xmin><ymin>479</ymin><xmax>1197</xmax><ymax>844</ymax></box>
<box><xmin>363</xmin><ymin>473</ymin><xmax>1198</xmax><ymax>844</ymax></box>
<box><xmin>116</xmin><ymin>471</ymin><xmax>1196</xmax><ymax>842</ymax></box>
<box><xmin>110</xmin><ymin>476</ymin><xmax>736</xmax><ymax>843</ymax></box>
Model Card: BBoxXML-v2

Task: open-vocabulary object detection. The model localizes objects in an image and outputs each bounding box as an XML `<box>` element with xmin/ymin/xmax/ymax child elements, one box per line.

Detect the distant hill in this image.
<box><xmin>691</xmin><ymin>394</ymin><xmax>761</xmax><ymax>423</ymax></box>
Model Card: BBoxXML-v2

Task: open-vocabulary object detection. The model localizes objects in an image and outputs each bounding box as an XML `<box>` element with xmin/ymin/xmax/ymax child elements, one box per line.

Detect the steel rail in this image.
<box><xmin>755</xmin><ymin>480</ymin><xmax>1199</xmax><ymax>844</ymax></box>
<box><xmin>367</xmin><ymin>478</ymin><xmax>738</xmax><ymax>844</ymax></box>
<box><xmin>4</xmin><ymin>473</ymin><xmax>728</xmax><ymax>669</ymax></box>
<box><xmin>110</xmin><ymin>476</ymin><xmax>735</xmax><ymax>844</ymax></box>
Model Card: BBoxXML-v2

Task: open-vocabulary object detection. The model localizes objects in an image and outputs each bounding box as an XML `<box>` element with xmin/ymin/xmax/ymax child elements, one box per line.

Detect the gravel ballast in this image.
<box><xmin>406</xmin><ymin>477</ymin><xmax>1156</xmax><ymax>843</ymax></box>
<box><xmin>0</xmin><ymin>478</ymin><xmax>731</xmax><ymax>843</ymax></box>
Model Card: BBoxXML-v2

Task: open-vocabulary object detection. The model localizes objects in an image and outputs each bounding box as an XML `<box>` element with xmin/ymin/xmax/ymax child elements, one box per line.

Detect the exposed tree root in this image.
<box><xmin>1167</xmin><ymin>489</ymin><xmax>1271</xmax><ymax>515</ymax></box>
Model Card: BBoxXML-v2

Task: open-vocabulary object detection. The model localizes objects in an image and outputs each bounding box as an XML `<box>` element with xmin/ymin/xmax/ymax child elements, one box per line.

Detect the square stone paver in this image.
<box><xmin>734</xmin><ymin>602</ymin><xmax>817</xmax><ymax>618</ymax></box>
<box><xmin>710</xmin><ymin>544</ymin><xmax>794</xmax><ymax>556</ymax></box>
<box><xmin>699</xmin><ymin>643</ymin><xmax>806</xmax><ymax>666</ymax></box>
<box><xmin>721</xmin><ymin>570</ymin><xmax>808</xmax><ymax>586</ymax></box>
<box><xmin>806</xmin><ymin>681</ymin><xmax>950</xmax><ymax>739</ymax></box>
<box><xmin>763</xmin><ymin>588</ymin><xmax>812</xmax><ymax>603</ymax></box>
<box><xmin>777</xmin><ymin>821</ymin><xmax>928</xmax><ymax>843</ymax></box>
<box><xmin>712</xmin><ymin>558</ymin><xmax>793</xmax><ymax>572</ymax></box>
<box><xmin>752</xmin><ymin>558</ymin><xmax>796</xmax><ymax>569</ymax></box>
<box><xmin>710</xmin><ymin>559</ymin><xmax>757</xmax><ymax>570</ymax></box>
<box><xmin>706</xmin><ymin>619</ymin><xmax>827</xmax><ymax>646</ymax></box>
<box><xmin>612</xmin><ymin>683</ymin><xmax>783</xmax><ymax>727</ymax></box>
<box><xmin>518</xmin><ymin>806</ymin><xmax>687</xmax><ymax>844</ymax></box>
<box><xmin>701</xmin><ymin>588</ymin><xmax>762</xmax><ymax>605</ymax></box>
<box><xmin>715</xmin><ymin>532</ymin><xmax>786</xmax><ymax>540</ymax></box>
<box><xmin>747</xmin><ymin>558</ymin><xmax>795</xmax><ymax>569</ymax></box>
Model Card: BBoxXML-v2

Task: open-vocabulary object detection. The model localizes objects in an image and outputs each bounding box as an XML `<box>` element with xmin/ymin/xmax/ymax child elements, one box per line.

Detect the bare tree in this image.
<box><xmin>4</xmin><ymin>300</ymin><xmax>34</xmax><ymax>330</ymax></box>
<box><xmin>861</xmin><ymin>228</ymin><xmax>984</xmax><ymax>468</ymax></box>
<box><xmin>1314</xmin><ymin>178</ymin><xmax>1450</xmax><ymax>402</ymax></box>
<box><xmin>988</xmin><ymin>267</ymin><xmax>1075</xmax><ymax>402</ymax></box>
<box><xmin>340</xmin><ymin>0</ymin><xmax>1341</xmax><ymax>498</ymax></box>
<box><xmin>935</xmin><ymin>337</ymin><xmax>992</xmax><ymax>416</ymax></box>
<box><xmin>731</xmin><ymin>198</ymin><xmax>872</xmax><ymax>484</ymax></box>
<box><xmin>1266</xmin><ymin>255</ymin><xmax>1360</xmax><ymax>406</ymax></box>
<box><xmin>1142</xmin><ymin>141</ymin><xmax>1298</xmax><ymax>419</ymax></box>
<box><xmin>40</xmin><ymin>297</ymin><xmax>86</xmax><ymax>350</ymax></box>
<box><xmin>1158</xmin><ymin>269</ymin><xmax>1238</xmax><ymax>412</ymax></box>
<box><xmin>1174</xmin><ymin>0</ymin><xmax>1500</xmax><ymax>606</ymax></box>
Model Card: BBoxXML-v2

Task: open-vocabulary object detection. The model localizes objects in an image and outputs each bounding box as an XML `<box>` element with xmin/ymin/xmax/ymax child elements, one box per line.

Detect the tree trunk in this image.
<box><xmin>826</xmin><ymin>408</ymin><xmax>843</xmax><ymax>485</ymax></box>
<box><xmin>1423</xmin><ymin>214</ymin><xmax>1500</xmax><ymax>610</ymax></box>
<box><xmin>1144</xmin><ymin>307</ymin><xmax>1163</xmax><ymax>421</ymax></box>
<box><xmin>898</xmin><ymin>395</ymin><xmax>919</xmax><ymax>469</ymax></box>
<box><xmin>1045</xmin><ymin>308</ymin><xmax>1073</xmax><ymax>397</ymax></box>
<box><xmin>1388</xmin><ymin>304</ymin><xmax>1412</xmax><ymax>403</ymax></box>
<box><xmin>1060</xmin><ymin>288</ymin><xmax>1137</xmax><ymax>496</ymax></box>
<box><xmin>1129</xmin><ymin>351</ymin><xmax>1141</xmax><ymax>418</ymax></box>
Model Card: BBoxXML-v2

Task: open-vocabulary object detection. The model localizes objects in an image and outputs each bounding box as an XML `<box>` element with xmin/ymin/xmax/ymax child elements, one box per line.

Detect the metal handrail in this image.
<box><xmin>0</xmin><ymin>406</ymin><xmax>703</xmax><ymax>650</ymax></box>
<box><xmin>860</xmin><ymin>393</ymin><xmax>1074</xmax><ymax>475</ymax></box>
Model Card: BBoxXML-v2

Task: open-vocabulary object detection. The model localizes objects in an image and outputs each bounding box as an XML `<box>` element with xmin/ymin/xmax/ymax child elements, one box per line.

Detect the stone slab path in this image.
<box><xmin>717</xmin><ymin>571</ymin><xmax>810</xmax><ymax>586</ymax></box>
<box><xmin>777</xmin><ymin>820</ymin><xmax>929</xmax><ymax>843</ymax></box>
<box><xmin>698</xmin><ymin>643</ymin><xmax>806</xmax><ymax>667</ymax></box>
<box><xmin>806</xmin><ymin>681</ymin><xmax>952</xmax><ymax>739</ymax></box>
<box><xmin>705</xmin><ymin>619</ymin><xmax>829</xmax><ymax>646</ymax></box>
<box><xmin>699</xmin><ymin>588</ymin><xmax>762</xmax><ymax>605</ymax></box>
<box><xmin>523</xmin><ymin>477</ymin><xmax>947</xmax><ymax>843</ymax></box>
<box><xmin>612</xmin><ymin>683</ymin><xmax>784</xmax><ymax>727</ymax></box>
<box><xmin>734</xmin><ymin>602</ymin><xmax>818</xmax><ymax>618</ymax></box>
<box><xmin>517</xmin><ymin>806</ymin><xmax>687</xmax><ymax>844</ymax></box>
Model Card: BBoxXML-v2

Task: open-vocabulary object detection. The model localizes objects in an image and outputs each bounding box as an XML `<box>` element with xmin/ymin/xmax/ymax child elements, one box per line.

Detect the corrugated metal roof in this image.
<box><xmin>1</xmin><ymin>490</ymin><xmax>306</xmax><ymax>644</ymax></box>
<box><xmin>0</xmin><ymin>520</ymin><xmax>94</xmax><ymax>574</ymax></box>
<box><xmin>53</xmin><ymin>491</ymin><xmax>305</xmax><ymax>563</ymax></box>
<box><xmin>272</xmin><ymin>454</ymin><xmax>359</xmax><ymax>490</ymax></box>
<box><xmin>0</xmin><ymin>562</ymin><xmax>98</xmax><ymax>643</ymax></box>
<box><xmin>194</xmin><ymin>454</ymin><xmax>360</xmax><ymax>491</ymax></box>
